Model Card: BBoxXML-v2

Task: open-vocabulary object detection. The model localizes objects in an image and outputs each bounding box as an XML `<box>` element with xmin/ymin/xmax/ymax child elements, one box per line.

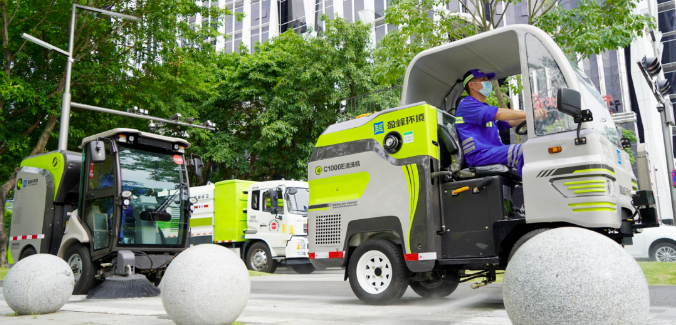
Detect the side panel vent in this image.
<box><xmin>315</xmin><ymin>214</ymin><xmax>342</xmax><ymax>246</ymax></box>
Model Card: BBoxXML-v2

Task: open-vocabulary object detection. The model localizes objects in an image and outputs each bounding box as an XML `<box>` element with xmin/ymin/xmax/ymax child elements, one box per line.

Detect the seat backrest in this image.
<box><xmin>438</xmin><ymin>115</ymin><xmax>465</xmax><ymax>170</ymax></box>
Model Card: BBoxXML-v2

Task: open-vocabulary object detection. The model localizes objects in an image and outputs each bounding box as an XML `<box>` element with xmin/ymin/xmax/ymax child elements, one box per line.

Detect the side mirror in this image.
<box><xmin>191</xmin><ymin>154</ymin><xmax>204</xmax><ymax>178</ymax></box>
<box><xmin>620</xmin><ymin>138</ymin><xmax>632</xmax><ymax>149</ymax></box>
<box><xmin>287</xmin><ymin>187</ymin><xmax>298</xmax><ymax>195</ymax></box>
<box><xmin>89</xmin><ymin>141</ymin><xmax>106</xmax><ymax>163</ymax></box>
<box><xmin>270</xmin><ymin>190</ymin><xmax>278</xmax><ymax>208</ymax></box>
<box><xmin>139</xmin><ymin>210</ymin><xmax>172</xmax><ymax>222</ymax></box>
<box><xmin>556</xmin><ymin>88</ymin><xmax>582</xmax><ymax>119</ymax></box>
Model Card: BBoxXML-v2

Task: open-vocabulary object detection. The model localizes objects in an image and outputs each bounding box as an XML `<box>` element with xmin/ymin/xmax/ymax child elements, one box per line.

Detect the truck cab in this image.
<box><xmin>9</xmin><ymin>128</ymin><xmax>197</xmax><ymax>294</ymax></box>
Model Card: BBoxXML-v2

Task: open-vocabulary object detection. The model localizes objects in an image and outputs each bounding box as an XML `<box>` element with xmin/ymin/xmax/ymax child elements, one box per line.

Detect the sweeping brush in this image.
<box><xmin>86</xmin><ymin>250</ymin><xmax>161</xmax><ymax>299</ymax></box>
<box><xmin>87</xmin><ymin>274</ymin><xmax>160</xmax><ymax>299</ymax></box>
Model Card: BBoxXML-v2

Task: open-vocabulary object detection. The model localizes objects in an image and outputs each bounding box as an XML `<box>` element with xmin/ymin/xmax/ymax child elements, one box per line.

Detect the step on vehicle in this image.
<box><xmin>8</xmin><ymin>128</ymin><xmax>203</xmax><ymax>295</ymax></box>
<box><xmin>306</xmin><ymin>25</ymin><xmax>658</xmax><ymax>305</ymax></box>
<box><xmin>190</xmin><ymin>180</ymin><xmax>313</xmax><ymax>274</ymax></box>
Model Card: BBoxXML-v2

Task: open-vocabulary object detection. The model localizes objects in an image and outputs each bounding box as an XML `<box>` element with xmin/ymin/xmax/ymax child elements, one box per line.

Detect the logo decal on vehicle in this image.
<box><xmin>316</xmin><ymin>161</ymin><xmax>360</xmax><ymax>174</ymax></box>
<box><xmin>616</xmin><ymin>150</ymin><xmax>622</xmax><ymax>165</ymax></box>
<box><xmin>374</xmin><ymin>121</ymin><xmax>384</xmax><ymax>135</ymax></box>
<box><xmin>315</xmin><ymin>166</ymin><xmax>322</xmax><ymax>175</ymax></box>
<box><xmin>16</xmin><ymin>178</ymin><xmax>22</xmax><ymax>190</ymax></box>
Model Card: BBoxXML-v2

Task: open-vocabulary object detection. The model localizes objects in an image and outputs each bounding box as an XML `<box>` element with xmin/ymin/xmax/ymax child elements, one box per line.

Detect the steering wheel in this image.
<box><xmin>515</xmin><ymin>120</ymin><xmax>528</xmax><ymax>135</ymax></box>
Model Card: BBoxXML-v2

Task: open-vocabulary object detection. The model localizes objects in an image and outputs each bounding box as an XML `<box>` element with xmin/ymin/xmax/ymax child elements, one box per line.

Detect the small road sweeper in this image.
<box><xmin>8</xmin><ymin>128</ymin><xmax>203</xmax><ymax>297</ymax></box>
<box><xmin>190</xmin><ymin>180</ymin><xmax>314</xmax><ymax>274</ymax></box>
<box><xmin>306</xmin><ymin>25</ymin><xmax>658</xmax><ymax>305</ymax></box>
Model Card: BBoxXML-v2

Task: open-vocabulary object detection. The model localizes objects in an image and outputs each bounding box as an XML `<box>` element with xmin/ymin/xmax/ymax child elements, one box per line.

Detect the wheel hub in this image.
<box><xmin>356</xmin><ymin>250</ymin><xmax>393</xmax><ymax>294</ymax></box>
<box><xmin>656</xmin><ymin>246</ymin><xmax>676</xmax><ymax>262</ymax></box>
<box><xmin>252</xmin><ymin>249</ymin><xmax>268</xmax><ymax>270</ymax></box>
<box><xmin>68</xmin><ymin>254</ymin><xmax>83</xmax><ymax>283</ymax></box>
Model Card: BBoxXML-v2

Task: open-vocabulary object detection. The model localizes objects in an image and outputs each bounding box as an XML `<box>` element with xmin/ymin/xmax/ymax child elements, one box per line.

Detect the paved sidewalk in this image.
<box><xmin>1</xmin><ymin>273</ymin><xmax>676</xmax><ymax>324</ymax></box>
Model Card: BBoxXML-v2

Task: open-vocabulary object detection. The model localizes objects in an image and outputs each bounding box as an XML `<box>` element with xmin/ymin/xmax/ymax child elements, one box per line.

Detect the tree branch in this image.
<box><xmin>0</xmin><ymin>114</ymin><xmax>43</xmax><ymax>156</ymax></box>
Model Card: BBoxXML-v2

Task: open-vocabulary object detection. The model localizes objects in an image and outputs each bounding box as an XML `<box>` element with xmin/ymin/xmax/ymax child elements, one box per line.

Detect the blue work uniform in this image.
<box><xmin>455</xmin><ymin>96</ymin><xmax>524</xmax><ymax>177</ymax></box>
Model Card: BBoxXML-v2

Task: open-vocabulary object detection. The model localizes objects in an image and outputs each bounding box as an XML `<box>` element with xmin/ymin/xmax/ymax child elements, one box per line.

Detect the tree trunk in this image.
<box><xmin>491</xmin><ymin>80</ymin><xmax>507</xmax><ymax>108</ymax></box>
<box><xmin>0</xmin><ymin>114</ymin><xmax>57</xmax><ymax>267</ymax></box>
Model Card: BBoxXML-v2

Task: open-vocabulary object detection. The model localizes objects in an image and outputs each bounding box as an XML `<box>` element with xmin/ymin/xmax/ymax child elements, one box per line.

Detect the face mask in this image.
<box><xmin>478</xmin><ymin>81</ymin><xmax>493</xmax><ymax>97</ymax></box>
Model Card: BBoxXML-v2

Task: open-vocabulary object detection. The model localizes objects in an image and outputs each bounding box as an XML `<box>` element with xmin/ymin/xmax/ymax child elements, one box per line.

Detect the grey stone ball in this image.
<box><xmin>503</xmin><ymin>227</ymin><xmax>649</xmax><ymax>325</ymax></box>
<box><xmin>2</xmin><ymin>254</ymin><xmax>74</xmax><ymax>315</ymax></box>
<box><xmin>161</xmin><ymin>244</ymin><xmax>250</xmax><ymax>325</ymax></box>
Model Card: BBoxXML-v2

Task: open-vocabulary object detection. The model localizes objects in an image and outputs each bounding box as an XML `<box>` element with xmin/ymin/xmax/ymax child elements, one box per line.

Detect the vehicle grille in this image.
<box><xmin>314</xmin><ymin>214</ymin><xmax>341</xmax><ymax>246</ymax></box>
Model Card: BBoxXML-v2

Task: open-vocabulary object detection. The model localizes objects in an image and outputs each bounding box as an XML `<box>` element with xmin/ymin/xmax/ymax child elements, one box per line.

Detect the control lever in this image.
<box><xmin>472</xmin><ymin>177</ymin><xmax>493</xmax><ymax>194</ymax></box>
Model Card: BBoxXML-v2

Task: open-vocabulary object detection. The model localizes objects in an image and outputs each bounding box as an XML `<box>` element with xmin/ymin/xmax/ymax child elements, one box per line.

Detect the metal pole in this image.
<box><xmin>70</xmin><ymin>102</ymin><xmax>216</xmax><ymax>130</ymax></box>
<box><xmin>659</xmin><ymin>106</ymin><xmax>676</xmax><ymax>220</ymax></box>
<box><xmin>57</xmin><ymin>4</ymin><xmax>77</xmax><ymax>151</ymax></box>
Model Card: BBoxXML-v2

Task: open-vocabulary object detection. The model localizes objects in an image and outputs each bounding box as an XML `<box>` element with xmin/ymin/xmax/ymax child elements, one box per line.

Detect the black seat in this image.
<box><xmin>438</xmin><ymin>116</ymin><xmax>520</xmax><ymax>180</ymax></box>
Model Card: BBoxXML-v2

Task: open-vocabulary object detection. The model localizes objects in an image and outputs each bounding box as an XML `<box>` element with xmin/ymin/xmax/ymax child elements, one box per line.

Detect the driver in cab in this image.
<box><xmin>455</xmin><ymin>69</ymin><xmax>547</xmax><ymax>177</ymax></box>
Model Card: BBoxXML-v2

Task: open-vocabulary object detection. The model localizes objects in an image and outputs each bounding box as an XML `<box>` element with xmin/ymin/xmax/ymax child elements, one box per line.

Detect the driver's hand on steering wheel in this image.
<box><xmin>534</xmin><ymin>108</ymin><xmax>548</xmax><ymax>121</ymax></box>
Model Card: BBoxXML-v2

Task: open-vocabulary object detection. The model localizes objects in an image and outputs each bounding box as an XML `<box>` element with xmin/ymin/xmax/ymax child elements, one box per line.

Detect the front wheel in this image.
<box><xmin>65</xmin><ymin>244</ymin><xmax>95</xmax><ymax>295</ymax></box>
<box><xmin>246</xmin><ymin>242</ymin><xmax>278</xmax><ymax>273</ymax></box>
<box><xmin>651</xmin><ymin>242</ymin><xmax>676</xmax><ymax>262</ymax></box>
<box><xmin>291</xmin><ymin>263</ymin><xmax>315</xmax><ymax>274</ymax></box>
<box><xmin>348</xmin><ymin>238</ymin><xmax>410</xmax><ymax>305</ymax></box>
<box><xmin>410</xmin><ymin>272</ymin><xmax>459</xmax><ymax>298</ymax></box>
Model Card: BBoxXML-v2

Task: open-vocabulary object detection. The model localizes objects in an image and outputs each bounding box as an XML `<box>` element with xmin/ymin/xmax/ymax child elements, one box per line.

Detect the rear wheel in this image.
<box><xmin>508</xmin><ymin>228</ymin><xmax>551</xmax><ymax>263</ymax></box>
<box><xmin>246</xmin><ymin>242</ymin><xmax>278</xmax><ymax>273</ymax></box>
<box><xmin>18</xmin><ymin>246</ymin><xmax>37</xmax><ymax>261</ymax></box>
<box><xmin>291</xmin><ymin>264</ymin><xmax>315</xmax><ymax>274</ymax></box>
<box><xmin>410</xmin><ymin>272</ymin><xmax>459</xmax><ymax>298</ymax></box>
<box><xmin>65</xmin><ymin>244</ymin><xmax>95</xmax><ymax>295</ymax></box>
<box><xmin>651</xmin><ymin>242</ymin><xmax>676</xmax><ymax>262</ymax></box>
<box><xmin>348</xmin><ymin>238</ymin><xmax>409</xmax><ymax>305</ymax></box>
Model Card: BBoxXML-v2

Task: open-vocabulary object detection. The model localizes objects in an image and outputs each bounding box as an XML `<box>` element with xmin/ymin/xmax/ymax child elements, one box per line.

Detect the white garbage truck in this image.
<box><xmin>189</xmin><ymin>180</ymin><xmax>314</xmax><ymax>273</ymax></box>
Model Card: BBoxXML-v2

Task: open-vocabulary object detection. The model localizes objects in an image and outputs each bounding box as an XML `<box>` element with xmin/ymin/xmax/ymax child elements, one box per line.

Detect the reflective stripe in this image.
<box><xmin>517</xmin><ymin>144</ymin><xmax>523</xmax><ymax>157</ymax></box>
<box><xmin>507</xmin><ymin>145</ymin><xmax>515</xmax><ymax>168</ymax></box>
<box><xmin>486</xmin><ymin>121</ymin><xmax>493</xmax><ymax>127</ymax></box>
<box><xmin>463</xmin><ymin>74</ymin><xmax>474</xmax><ymax>87</ymax></box>
<box><xmin>465</xmin><ymin>145</ymin><xmax>475</xmax><ymax>153</ymax></box>
<box><xmin>463</xmin><ymin>143</ymin><xmax>474</xmax><ymax>151</ymax></box>
<box><xmin>462</xmin><ymin>137</ymin><xmax>473</xmax><ymax>145</ymax></box>
<box><xmin>455</xmin><ymin>116</ymin><xmax>464</xmax><ymax>124</ymax></box>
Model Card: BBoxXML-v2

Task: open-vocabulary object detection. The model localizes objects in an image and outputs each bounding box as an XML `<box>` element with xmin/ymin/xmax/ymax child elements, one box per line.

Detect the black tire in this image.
<box><xmin>508</xmin><ymin>228</ymin><xmax>551</xmax><ymax>263</ymax></box>
<box><xmin>410</xmin><ymin>272</ymin><xmax>459</xmax><ymax>299</ymax></box>
<box><xmin>651</xmin><ymin>242</ymin><xmax>676</xmax><ymax>262</ymax></box>
<box><xmin>348</xmin><ymin>238</ymin><xmax>410</xmax><ymax>305</ymax></box>
<box><xmin>18</xmin><ymin>246</ymin><xmax>37</xmax><ymax>261</ymax></box>
<box><xmin>291</xmin><ymin>263</ymin><xmax>315</xmax><ymax>274</ymax></box>
<box><xmin>64</xmin><ymin>244</ymin><xmax>96</xmax><ymax>295</ymax></box>
<box><xmin>246</xmin><ymin>242</ymin><xmax>278</xmax><ymax>273</ymax></box>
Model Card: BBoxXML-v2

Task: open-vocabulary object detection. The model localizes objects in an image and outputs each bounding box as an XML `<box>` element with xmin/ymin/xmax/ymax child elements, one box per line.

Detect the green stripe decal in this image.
<box><xmin>402</xmin><ymin>164</ymin><xmax>419</xmax><ymax>254</ymax></box>
<box><xmin>573</xmin><ymin>169</ymin><xmax>616</xmax><ymax>175</ymax></box>
<box><xmin>563</xmin><ymin>180</ymin><xmax>605</xmax><ymax>185</ymax></box>
<box><xmin>574</xmin><ymin>189</ymin><xmax>607</xmax><ymax>194</ymax></box>
<box><xmin>309</xmin><ymin>207</ymin><xmax>329</xmax><ymax>212</ymax></box>
<box><xmin>572</xmin><ymin>207</ymin><xmax>616</xmax><ymax>213</ymax></box>
<box><xmin>7</xmin><ymin>246</ymin><xmax>13</xmax><ymax>264</ymax></box>
<box><xmin>189</xmin><ymin>217</ymin><xmax>213</xmax><ymax>228</ymax></box>
<box><xmin>455</xmin><ymin>116</ymin><xmax>464</xmax><ymax>124</ymax></box>
<box><xmin>568</xmin><ymin>202</ymin><xmax>616</xmax><ymax>207</ymax></box>
<box><xmin>568</xmin><ymin>184</ymin><xmax>606</xmax><ymax>189</ymax></box>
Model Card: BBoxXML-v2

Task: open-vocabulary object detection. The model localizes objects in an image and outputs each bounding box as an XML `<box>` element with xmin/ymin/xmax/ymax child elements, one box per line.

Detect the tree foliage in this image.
<box><xmin>194</xmin><ymin>17</ymin><xmax>377</xmax><ymax>182</ymax></box>
<box><xmin>0</xmin><ymin>0</ymin><xmax>229</xmax><ymax>267</ymax></box>
<box><xmin>374</xmin><ymin>0</ymin><xmax>654</xmax><ymax>85</ymax></box>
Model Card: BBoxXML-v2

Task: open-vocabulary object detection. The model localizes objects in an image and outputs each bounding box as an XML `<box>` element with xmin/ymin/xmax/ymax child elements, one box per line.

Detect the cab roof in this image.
<box><xmin>79</xmin><ymin>128</ymin><xmax>191</xmax><ymax>148</ymax></box>
<box><xmin>401</xmin><ymin>25</ymin><xmax>565</xmax><ymax>107</ymax></box>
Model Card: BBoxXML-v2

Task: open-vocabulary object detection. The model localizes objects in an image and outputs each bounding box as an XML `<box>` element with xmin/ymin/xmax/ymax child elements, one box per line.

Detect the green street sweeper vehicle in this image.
<box><xmin>8</xmin><ymin>128</ymin><xmax>203</xmax><ymax>295</ymax></box>
<box><xmin>306</xmin><ymin>25</ymin><xmax>658</xmax><ymax>305</ymax></box>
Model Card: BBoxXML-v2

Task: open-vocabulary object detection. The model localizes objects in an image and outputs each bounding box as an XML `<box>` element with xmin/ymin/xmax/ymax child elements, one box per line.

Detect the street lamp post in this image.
<box><xmin>22</xmin><ymin>4</ymin><xmax>142</xmax><ymax>151</ymax></box>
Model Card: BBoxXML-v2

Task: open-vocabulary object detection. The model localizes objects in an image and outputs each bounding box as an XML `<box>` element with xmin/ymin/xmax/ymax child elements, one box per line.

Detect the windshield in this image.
<box><xmin>568</xmin><ymin>58</ymin><xmax>621</xmax><ymax>147</ymax></box>
<box><xmin>118</xmin><ymin>146</ymin><xmax>188</xmax><ymax>247</ymax></box>
<box><xmin>525</xmin><ymin>33</ymin><xmax>577</xmax><ymax>136</ymax></box>
<box><xmin>286</xmin><ymin>188</ymin><xmax>309</xmax><ymax>215</ymax></box>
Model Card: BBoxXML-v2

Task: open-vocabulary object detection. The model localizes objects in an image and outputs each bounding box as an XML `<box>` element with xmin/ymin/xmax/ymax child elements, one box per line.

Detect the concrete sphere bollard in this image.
<box><xmin>2</xmin><ymin>254</ymin><xmax>74</xmax><ymax>315</ymax></box>
<box><xmin>161</xmin><ymin>244</ymin><xmax>250</xmax><ymax>325</ymax></box>
<box><xmin>503</xmin><ymin>227</ymin><xmax>649</xmax><ymax>325</ymax></box>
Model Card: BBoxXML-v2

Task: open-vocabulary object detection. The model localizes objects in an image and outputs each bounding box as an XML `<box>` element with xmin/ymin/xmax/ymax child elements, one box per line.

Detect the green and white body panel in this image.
<box><xmin>8</xmin><ymin>150</ymin><xmax>81</xmax><ymax>265</ymax></box>
<box><xmin>308</xmin><ymin>103</ymin><xmax>439</xmax><ymax>272</ymax></box>
<box><xmin>523</xmin><ymin>130</ymin><xmax>635</xmax><ymax>229</ymax></box>
<box><xmin>189</xmin><ymin>180</ymin><xmax>310</xmax><ymax>260</ymax></box>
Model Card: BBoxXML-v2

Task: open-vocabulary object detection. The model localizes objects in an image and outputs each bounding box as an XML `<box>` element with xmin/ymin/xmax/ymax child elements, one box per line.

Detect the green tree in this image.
<box><xmin>375</xmin><ymin>0</ymin><xmax>653</xmax><ymax>86</ymax></box>
<box><xmin>194</xmin><ymin>17</ymin><xmax>377</xmax><ymax>182</ymax></box>
<box><xmin>0</xmin><ymin>0</ymin><xmax>230</xmax><ymax>267</ymax></box>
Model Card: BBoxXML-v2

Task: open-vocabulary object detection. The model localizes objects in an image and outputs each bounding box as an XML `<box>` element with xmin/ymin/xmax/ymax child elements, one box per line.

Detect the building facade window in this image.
<box><xmin>314</xmin><ymin>0</ymin><xmax>334</xmax><ymax>32</ymax></box>
<box><xmin>343</xmin><ymin>0</ymin><xmax>364</xmax><ymax>23</ymax></box>
<box><xmin>251</xmin><ymin>0</ymin><xmax>272</xmax><ymax>52</ymax></box>
<box><xmin>279</xmin><ymin>0</ymin><xmax>307</xmax><ymax>34</ymax></box>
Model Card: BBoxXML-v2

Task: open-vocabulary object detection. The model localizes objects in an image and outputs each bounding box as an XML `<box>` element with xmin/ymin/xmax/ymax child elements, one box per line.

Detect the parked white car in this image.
<box><xmin>625</xmin><ymin>223</ymin><xmax>676</xmax><ymax>262</ymax></box>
